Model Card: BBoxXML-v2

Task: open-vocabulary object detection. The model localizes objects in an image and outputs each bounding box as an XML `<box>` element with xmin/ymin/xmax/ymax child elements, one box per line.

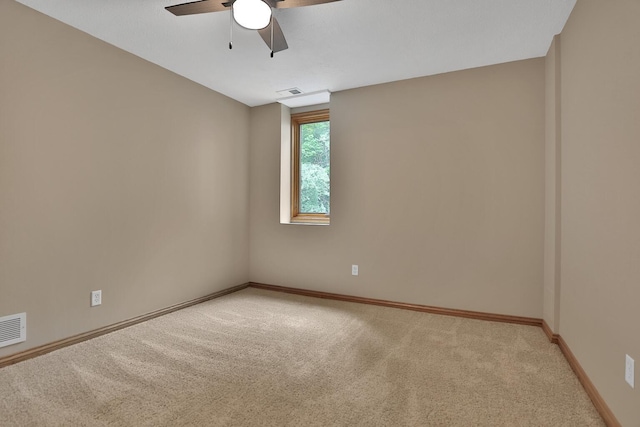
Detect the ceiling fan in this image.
<box><xmin>166</xmin><ymin>0</ymin><xmax>342</xmax><ymax>57</ymax></box>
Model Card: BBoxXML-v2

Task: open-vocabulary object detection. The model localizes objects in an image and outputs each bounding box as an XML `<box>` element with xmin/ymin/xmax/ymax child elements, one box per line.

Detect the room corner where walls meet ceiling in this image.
<box><xmin>15</xmin><ymin>0</ymin><xmax>576</xmax><ymax>106</ymax></box>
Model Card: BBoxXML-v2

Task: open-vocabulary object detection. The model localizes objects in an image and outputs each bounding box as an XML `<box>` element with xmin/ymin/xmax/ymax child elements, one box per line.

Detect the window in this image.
<box><xmin>290</xmin><ymin>109</ymin><xmax>330</xmax><ymax>224</ymax></box>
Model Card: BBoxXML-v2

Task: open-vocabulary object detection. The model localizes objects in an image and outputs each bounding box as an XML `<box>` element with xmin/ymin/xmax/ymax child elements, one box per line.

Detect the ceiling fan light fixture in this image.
<box><xmin>233</xmin><ymin>0</ymin><xmax>272</xmax><ymax>30</ymax></box>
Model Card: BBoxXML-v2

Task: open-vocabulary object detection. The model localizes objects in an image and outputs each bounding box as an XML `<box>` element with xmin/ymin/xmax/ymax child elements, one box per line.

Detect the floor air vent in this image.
<box><xmin>0</xmin><ymin>313</ymin><xmax>26</xmax><ymax>348</ymax></box>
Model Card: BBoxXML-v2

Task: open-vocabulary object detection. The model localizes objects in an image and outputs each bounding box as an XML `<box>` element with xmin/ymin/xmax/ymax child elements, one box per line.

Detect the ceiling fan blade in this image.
<box><xmin>166</xmin><ymin>0</ymin><xmax>230</xmax><ymax>16</ymax></box>
<box><xmin>258</xmin><ymin>17</ymin><xmax>289</xmax><ymax>53</ymax></box>
<box><xmin>275</xmin><ymin>0</ymin><xmax>341</xmax><ymax>9</ymax></box>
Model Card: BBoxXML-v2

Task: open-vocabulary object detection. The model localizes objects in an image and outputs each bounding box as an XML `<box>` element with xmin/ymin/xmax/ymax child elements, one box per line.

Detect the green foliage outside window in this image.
<box><xmin>299</xmin><ymin>120</ymin><xmax>330</xmax><ymax>214</ymax></box>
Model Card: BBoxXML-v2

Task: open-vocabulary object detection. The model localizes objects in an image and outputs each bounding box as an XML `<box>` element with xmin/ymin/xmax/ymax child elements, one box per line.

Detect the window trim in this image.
<box><xmin>290</xmin><ymin>109</ymin><xmax>330</xmax><ymax>224</ymax></box>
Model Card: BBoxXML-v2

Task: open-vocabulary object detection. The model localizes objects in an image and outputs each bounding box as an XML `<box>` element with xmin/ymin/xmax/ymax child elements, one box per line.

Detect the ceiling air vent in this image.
<box><xmin>276</xmin><ymin>88</ymin><xmax>303</xmax><ymax>96</ymax></box>
<box><xmin>0</xmin><ymin>313</ymin><xmax>26</xmax><ymax>348</ymax></box>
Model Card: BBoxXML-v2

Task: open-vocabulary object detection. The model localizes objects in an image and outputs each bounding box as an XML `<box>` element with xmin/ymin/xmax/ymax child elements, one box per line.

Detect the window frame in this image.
<box><xmin>290</xmin><ymin>109</ymin><xmax>330</xmax><ymax>224</ymax></box>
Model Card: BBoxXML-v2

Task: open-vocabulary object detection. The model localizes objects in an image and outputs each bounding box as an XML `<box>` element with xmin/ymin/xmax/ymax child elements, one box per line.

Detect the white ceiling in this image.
<box><xmin>16</xmin><ymin>0</ymin><xmax>576</xmax><ymax>107</ymax></box>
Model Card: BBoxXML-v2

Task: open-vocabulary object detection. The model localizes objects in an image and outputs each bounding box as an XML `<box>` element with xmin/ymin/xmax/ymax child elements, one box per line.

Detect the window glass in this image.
<box><xmin>299</xmin><ymin>120</ymin><xmax>330</xmax><ymax>214</ymax></box>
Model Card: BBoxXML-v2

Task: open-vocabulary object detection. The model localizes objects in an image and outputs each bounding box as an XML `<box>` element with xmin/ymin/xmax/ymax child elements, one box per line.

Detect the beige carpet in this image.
<box><xmin>0</xmin><ymin>288</ymin><xmax>603</xmax><ymax>426</ymax></box>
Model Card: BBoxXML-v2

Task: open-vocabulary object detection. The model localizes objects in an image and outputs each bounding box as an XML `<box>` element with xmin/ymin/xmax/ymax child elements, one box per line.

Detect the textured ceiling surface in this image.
<box><xmin>16</xmin><ymin>0</ymin><xmax>576</xmax><ymax>107</ymax></box>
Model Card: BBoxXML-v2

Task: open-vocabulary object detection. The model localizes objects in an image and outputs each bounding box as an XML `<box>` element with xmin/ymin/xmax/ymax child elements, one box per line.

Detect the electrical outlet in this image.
<box><xmin>626</xmin><ymin>354</ymin><xmax>635</xmax><ymax>388</ymax></box>
<box><xmin>91</xmin><ymin>290</ymin><xmax>102</xmax><ymax>307</ymax></box>
<box><xmin>352</xmin><ymin>265</ymin><xmax>359</xmax><ymax>276</ymax></box>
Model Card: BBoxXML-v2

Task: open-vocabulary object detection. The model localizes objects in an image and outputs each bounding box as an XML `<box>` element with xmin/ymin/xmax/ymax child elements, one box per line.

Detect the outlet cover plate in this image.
<box><xmin>351</xmin><ymin>265</ymin><xmax>359</xmax><ymax>276</ymax></box>
<box><xmin>91</xmin><ymin>290</ymin><xmax>102</xmax><ymax>307</ymax></box>
<box><xmin>626</xmin><ymin>354</ymin><xmax>635</xmax><ymax>388</ymax></box>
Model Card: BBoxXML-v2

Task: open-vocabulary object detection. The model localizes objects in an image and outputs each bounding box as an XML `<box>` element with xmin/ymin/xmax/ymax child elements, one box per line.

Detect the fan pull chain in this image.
<box><xmin>229</xmin><ymin>3</ymin><xmax>233</xmax><ymax>49</ymax></box>
<box><xmin>270</xmin><ymin>14</ymin><xmax>274</xmax><ymax>58</ymax></box>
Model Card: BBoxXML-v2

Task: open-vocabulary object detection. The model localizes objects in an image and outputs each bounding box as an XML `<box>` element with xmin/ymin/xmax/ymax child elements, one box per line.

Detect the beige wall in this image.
<box><xmin>543</xmin><ymin>36</ymin><xmax>561</xmax><ymax>332</ymax></box>
<box><xmin>0</xmin><ymin>1</ymin><xmax>250</xmax><ymax>357</ymax></box>
<box><xmin>557</xmin><ymin>0</ymin><xmax>640</xmax><ymax>424</ymax></box>
<box><xmin>250</xmin><ymin>59</ymin><xmax>545</xmax><ymax>318</ymax></box>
